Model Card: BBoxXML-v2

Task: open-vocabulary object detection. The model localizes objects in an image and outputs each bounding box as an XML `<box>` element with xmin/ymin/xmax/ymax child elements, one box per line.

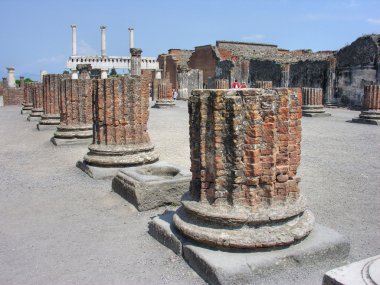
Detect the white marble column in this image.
<box><xmin>7</xmin><ymin>67</ymin><xmax>16</xmax><ymax>88</ymax></box>
<box><xmin>71</xmin><ymin>69</ymin><xmax>78</xmax><ymax>79</ymax></box>
<box><xmin>40</xmin><ymin>70</ymin><xmax>47</xmax><ymax>82</ymax></box>
<box><xmin>101</xmin><ymin>68</ymin><xmax>108</xmax><ymax>79</ymax></box>
<box><xmin>100</xmin><ymin>26</ymin><xmax>106</xmax><ymax>57</ymax></box>
<box><xmin>128</xmin><ymin>27</ymin><xmax>134</xmax><ymax>49</ymax></box>
<box><xmin>71</xmin><ymin>24</ymin><xmax>77</xmax><ymax>56</ymax></box>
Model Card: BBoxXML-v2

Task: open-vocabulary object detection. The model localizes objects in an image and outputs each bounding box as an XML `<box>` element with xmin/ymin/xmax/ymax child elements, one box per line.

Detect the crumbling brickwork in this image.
<box><xmin>352</xmin><ymin>85</ymin><xmax>380</xmax><ymax>125</ymax></box>
<box><xmin>301</xmin><ymin>87</ymin><xmax>330</xmax><ymax>117</ymax></box>
<box><xmin>82</xmin><ymin>75</ymin><xmax>159</xmax><ymax>167</ymax></box>
<box><xmin>173</xmin><ymin>88</ymin><xmax>314</xmax><ymax>249</ymax></box>
<box><xmin>189</xmin><ymin>45</ymin><xmax>219</xmax><ymax>86</ymax></box>
<box><xmin>3</xmin><ymin>88</ymin><xmax>23</xmax><ymax>106</ymax></box>
<box><xmin>42</xmin><ymin>74</ymin><xmax>64</xmax><ymax>116</ymax></box>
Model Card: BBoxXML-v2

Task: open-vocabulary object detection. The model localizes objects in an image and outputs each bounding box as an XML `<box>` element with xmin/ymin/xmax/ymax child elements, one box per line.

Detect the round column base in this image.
<box><xmin>173</xmin><ymin>196</ymin><xmax>314</xmax><ymax>249</ymax></box>
<box><xmin>153</xmin><ymin>100</ymin><xmax>176</xmax><ymax>108</ymax></box>
<box><xmin>83</xmin><ymin>143</ymin><xmax>160</xmax><ymax>167</ymax></box>
<box><xmin>39</xmin><ymin>113</ymin><xmax>61</xmax><ymax>125</ymax></box>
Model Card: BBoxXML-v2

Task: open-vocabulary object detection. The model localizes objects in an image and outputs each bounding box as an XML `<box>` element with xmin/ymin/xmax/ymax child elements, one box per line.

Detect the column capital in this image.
<box><xmin>71</xmin><ymin>24</ymin><xmax>77</xmax><ymax>29</ymax></box>
<box><xmin>7</xmin><ymin>67</ymin><xmax>15</xmax><ymax>71</ymax></box>
<box><xmin>130</xmin><ymin>48</ymin><xmax>142</xmax><ymax>57</ymax></box>
<box><xmin>100</xmin><ymin>25</ymin><xmax>107</xmax><ymax>30</ymax></box>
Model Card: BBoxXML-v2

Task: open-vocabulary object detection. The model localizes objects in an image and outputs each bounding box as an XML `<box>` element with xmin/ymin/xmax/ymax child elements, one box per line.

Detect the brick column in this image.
<box><xmin>352</xmin><ymin>85</ymin><xmax>380</xmax><ymax>125</ymax></box>
<box><xmin>256</xmin><ymin>81</ymin><xmax>273</xmax><ymax>88</ymax></box>
<box><xmin>51</xmin><ymin>78</ymin><xmax>93</xmax><ymax>145</ymax></box>
<box><xmin>325</xmin><ymin>57</ymin><xmax>337</xmax><ymax>107</ymax></box>
<box><xmin>19</xmin><ymin>76</ymin><xmax>25</xmax><ymax>89</ymax></box>
<box><xmin>21</xmin><ymin>82</ymin><xmax>34</xmax><ymax>114</ymax></box>
<box><xmin>215</xmin><ymin>79</ymin><xmax>229</xmax><ymax>89</ymax></box>
<box><xmin>27</xmin><ymin>83</ymin><xmax>44</xmax><ymax>121</ymax></box>
<box><xmin>38</xmin><ymin>74</ymin><xmax>66</xmax><ymax>130</ymax></box>
<box><xmin>173</xmin><ymin>88</ymin><xmax>314</xmax><ymax>249</ymax></box>
<box><xmin>301</xmin><ymin>87</ymin><xmax>331</xmax><ymax>117</ymax></box>
<box><xmin>153</xmin><ymin>78</ymin><xmax>175</xmax><ymax>108</ymax></box>
<box><xmin>78</xmin><ymin>75</ymin><xmax>159</xmax><ymax>178</ymax></box>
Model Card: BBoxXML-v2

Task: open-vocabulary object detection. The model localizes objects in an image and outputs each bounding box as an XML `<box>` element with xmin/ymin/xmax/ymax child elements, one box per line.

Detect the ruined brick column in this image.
<box><xmin>77</xmin><ymin>75</ymin><xmax>159</xmax><ymax>178</ymax></box>
<box><xmin>173</xmin><ymin>88</ymin><xmax>314</xmax><ymax>249</ymax></box>
<box><xmin>21</xmin><ymin>82</ymin><xmax>34</xmax><ymax>114</ymax></box>
<box><xmin>325</xmin><ymin>57</ymin><xmax>337</xmax><ymax>107</ymax></box>
<box><xmin>153</xmin><ymin>78</ymin><xmax>175</xmax><ymax>108</ymax></box>
<box><xmin>38</xmin><ymin>74</ymin><xmax>65</xmax><ymax>130</ymax></box>
<box><xmin>19</xmin><ymin>77</ymin><xmax>25</xmax><ymax>89</ymax></box>
<box><xmin>352</xmin><ymin>85</ymin><xmax>380</xmax><ymax>125</ymax></box>
<box><xmin>27</xmin><ymin>83</ymin><xmax>44</xmax><ymax>121</ymax></box>
<box><xmin>302</xmin><ymin>87</ymin><xmax>331</xmax><ymax>117</ymax></box>
<box><xmin>256</xmin><ymin>81</ymin><xmax>273</xmax><ymax>88</ymax></box>
<box><xmin>51</xmin><ymin>77</ymin><xmax>93</xmax><ymax>145</ymax></box>
<box><xmin>215</xmin><ymin>79</ymin><xmax>229</xmax><ymax>89</ymax></box>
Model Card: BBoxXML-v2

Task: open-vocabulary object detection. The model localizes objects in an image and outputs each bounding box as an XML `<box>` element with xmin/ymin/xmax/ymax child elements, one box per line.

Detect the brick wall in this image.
<box><xmin>189</xmin><ymin>45</ymin><xmax>218</xmax><ymax>86</ymax></box>
<box><xmin>3</xmin><ymin>87</ymin><xmax>24</xmax><ymax>105</ymax></box>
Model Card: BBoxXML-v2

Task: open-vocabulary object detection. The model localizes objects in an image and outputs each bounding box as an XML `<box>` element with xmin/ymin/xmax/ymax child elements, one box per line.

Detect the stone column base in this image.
<box><xmin>302</xmin><ymin>105</ymin><xmax>331</xmax><ymax>117</ymax></box>
<box><xmin>37</xmin><ymin>114</ymin><xmax>60</xmax><ymax>130</ymax></box>
<box><xmin>77</xmin><ymin>143</ymin><xmax>160</xmax><ymax>179</ymax></box>
<box><xmin>27</xmin><ymin>108</ymin><xmax>44</xmax><ymax>121</ymax></box>
<box><xmin>149</xmin><ymin>211</ymin><xmax>350</xmax><ymax>285</ymax></box>
<box><xmin>152</xmin><ymin>100</ymin><xmax>176</xmax><ymax>108</ymax></box>
<box><xmin>351</xmin><ymin>110</ymin><xmax>380</xmax><ymax>125</ymax></box>
<box><xmin>173</xmin><ymin>196</ymin><xmax>314</xmax><ymax>249</ymax></box>
<box><xmin>112</xmin><ymin>161</ymin><xmax>191</xmax><ymax>211</ymax></box>
<box><xmin>21</xmin><ymin>103</ymin><xmax>33</xmax><ymax>114</ymax></box>
<box><xmin>51</xmin><ymin>124</ymin><xmax>93</xmax><ymax>146</ymax></box>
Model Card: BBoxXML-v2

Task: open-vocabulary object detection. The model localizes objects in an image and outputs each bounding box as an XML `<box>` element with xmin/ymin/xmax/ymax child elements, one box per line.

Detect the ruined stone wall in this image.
<box><xmin>289</xmin><ymin>60</ymin><xmax>329</xmax><ymax>101</ymax></box>
<box><xmin>177</xmin><ymin>69</ymin><xmax>203</xmax><ymax>100</ymax></box>
<box><xmin>3</xmin><ymin>87</ymin><xmax>23</xmax><ymax>105</ymax></box>
<box><xmin>92</xmin><ymin>76</ymin><xmax>150</xmax><ymax>145</ymax></box>
<box><xmin>336</xmin><ymin>35</ymin><xmax>379</xmax><ymax>106</ymax></box>
<box><xmin>249</xmin><ymin>60</ymin><xmax>282</xmax><ymax>87</ymax></box>
<box><xmin>216</xmin><ymin>41</ymin><xmax>278</xmax><ymax>57</ymax></box>
<box><xmin>189</xmin><ymin>45</ymin><xmax>218</xmax><ymax>86</ymax></box>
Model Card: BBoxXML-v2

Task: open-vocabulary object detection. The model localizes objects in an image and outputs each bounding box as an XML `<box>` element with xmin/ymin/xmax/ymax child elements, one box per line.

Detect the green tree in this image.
<box><xmin>109</xmin><ymin>68</ymin><xmax>117</xmax><ymax>77</ymax></box>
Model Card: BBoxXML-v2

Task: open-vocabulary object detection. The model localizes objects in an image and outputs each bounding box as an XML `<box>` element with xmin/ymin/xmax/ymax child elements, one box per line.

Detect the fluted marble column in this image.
<box><xmin>100</xmin><ymin>26</ymin><xmax>106</xmax><ymax>57</ymax></box>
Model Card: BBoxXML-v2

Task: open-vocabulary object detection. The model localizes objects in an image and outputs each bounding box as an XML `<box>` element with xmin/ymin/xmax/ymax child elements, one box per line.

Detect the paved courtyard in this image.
<box><xmin>0</xmin><ymin>101</ymin><xmax>379</xmax><ymax>285</ymax></box>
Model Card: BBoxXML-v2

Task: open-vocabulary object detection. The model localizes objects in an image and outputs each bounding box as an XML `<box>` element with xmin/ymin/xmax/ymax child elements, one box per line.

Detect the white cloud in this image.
<box><xmin>78</xmin><ymin>40</ymin><xmax>98</xmax><ymax>56</ymax></box>
<box><xmin>36</xmin><ymin>55</ymin><xmax>66</xmax><ymax>63</ymax></box>
<box><xmin>241</xmin><ymin>34</ymin><xmax>266</xmax><ymax>41</ymax></box>
<box><xmin>367</xmin><ymin>18</ymin><xmax>380</xmax><ymax>25</ymax></box>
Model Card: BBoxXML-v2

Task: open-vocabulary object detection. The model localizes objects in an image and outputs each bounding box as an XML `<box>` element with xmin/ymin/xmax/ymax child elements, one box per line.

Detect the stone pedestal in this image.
<box><xmin>256</xmin><ymin>81</ymin><xmax>273</xmax><ymax>88</ymax></box>
<box><xmin>302</xmin><ymin>87</ymin><xmax>331</xmax><ymax>117</ymax></box>
<box><xmin>112</xmin><ymin>161</ymin><xmax>191</xmax><ymax>211</ymax></box>
<box><xmin>7</xmin><ymin>67</ymin><xmax>16</xmax><ymax>88</ymax></box>
<box><xmin>323</xmin><ymin>255</ymin><xmax>380</xmax><ymax>285</ymax></box>
<box><xmin>215</xmin><ymin>79</ymin><xmax>229</xmax><ymax>89</ymax></box>
<box><xmin>21</xmin><ymin>82</ymin><xmax>33</xmax><ymax>114</ymax></box>
<box><xmin>153</xmin><ymin>80</ymin><xmax>175</xmax><ymax>108</ymax></box>
<box><xmin>77</xmin><ymin>75</ymin><xmax>159</xmax><ymax>179</ymax></box>
<box><xmin>27</xmin><ymin>83</ymin><xmax>44</xmax><ymax>121</ymax></box>
<box><xmin>51</xmin><ymin>78</ymin><xmax>93</xmax><ymax>146</ymax></box>
<box><xmin>352</xmin><ymin>85</ymin><xmax>380</xmax><ymax>125</ymax></box>
<box><xmin>37</xmin><ymin>74</ymin><xmax>65</xmax><ymax>130</ymax></box>
<box><xmin>150</xmin><ymin>88</ymin><xmax>349</xmax><ymax>284</ymax></box>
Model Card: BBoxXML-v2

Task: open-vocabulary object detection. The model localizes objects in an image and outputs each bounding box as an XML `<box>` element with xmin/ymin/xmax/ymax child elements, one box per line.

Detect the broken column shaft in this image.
<box><xmin>256</xmin><ymin>81</ymin><xmax>273</xmax><ymax>88</ymax></box>
<box><xmin>301</xmin><ymin>87</ymin><xmax>331</xmax><ymax>117</ymax></box>
<box><xmin>215</xmin><ymin>79</ymin><xmax>229</xmax><ymax>89</ymax></box>
<box><xmin>352</xmin><ymin>85</ymin><xmax>380</xmax><ymax>125</ymax></box>
<box><xmin>21</xmin><ymin>82</ymin><xmax>34</xmax><ymax>114</ymax></box>
<box><xmin>27</xmin><ymin>83</ymin><xmax>44</xmax><ymax>121</ymax></box>
<box><xmin>173</xmin><ymin>88</ymin><xmax>314</xmax><ymax>249</ymax></box>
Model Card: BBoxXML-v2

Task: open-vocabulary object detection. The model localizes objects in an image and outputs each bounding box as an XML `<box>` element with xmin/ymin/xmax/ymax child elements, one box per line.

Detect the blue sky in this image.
<box><xmin>0</xmin><ymin>0</ymin><xmax>379</xmax><ymax>80</ymax></box>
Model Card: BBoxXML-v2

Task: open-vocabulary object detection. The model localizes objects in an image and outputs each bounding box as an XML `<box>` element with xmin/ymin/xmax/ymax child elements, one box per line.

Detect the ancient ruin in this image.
<box><xmin>66</xmin><ymin>25</ymin><xmax>159</xmax><ymax>79</ymax></box>
<box><xmin>352</xmin><ymin>85</ymin><xmax>380</xmax><ymax>125</ymax></box>
<box><xmin>215</xmin><ymin>79</ymin><xmax>229</xmax><ymax>89</ymax></box>
<box><xmin>0</xmin><ymin>67</ymin><xmax>24</xmax><ymax>106</ymax></box>
<box><xmin>256</xmin><ymin>80</ymin><xmax>273</xmax><ymax>88</ymax></box>
<box><xmin>51</xmin><ymin>66</ymin><xmax>93</xmax><ymax>145</ymax></box>
<box><xmin>77</xmin><ymin>57</ymin><xmax>159</xmax><ymax>178</ymax></box>
<box><xmin>37</xmin><ymin>74</ymin><xmax>66</xmax><ymax>130</ymax></box>
<box><xmin>301</xmin><ymin>87</ymin><xmax>331</xmax><ymax>117</ymax></box>
<box><xmin>152</xmin><ymin>78</ymin><xmax>175</xmax><ymax>108</ymax></box>
<box><xmin>172</xmin><ymin>88</ymin><xmax>314</xmax><ymax>248</ymax></box>
<box><xmin>21</xmin><ymin>82</ymin><xmax>34</xmax><ymax>114</ymax></box>
<box><xmin>27</xmin><ymin>82</ymin><xmax>44</xmax><ymax>121</ymax></box>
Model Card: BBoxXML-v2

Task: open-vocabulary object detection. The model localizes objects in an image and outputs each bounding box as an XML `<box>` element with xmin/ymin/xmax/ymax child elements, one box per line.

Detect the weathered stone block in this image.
<box><xmin>112</xmin><ymin>161</ymin><xmax>191</xmax><ymax>211</ymax></box>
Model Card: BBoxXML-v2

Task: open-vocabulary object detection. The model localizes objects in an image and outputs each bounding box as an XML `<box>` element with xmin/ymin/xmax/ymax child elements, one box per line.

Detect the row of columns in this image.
<box><xmin>70</xmin><ymin>25</ymin><xmax>135</xmax><ymax>57</ymax></box>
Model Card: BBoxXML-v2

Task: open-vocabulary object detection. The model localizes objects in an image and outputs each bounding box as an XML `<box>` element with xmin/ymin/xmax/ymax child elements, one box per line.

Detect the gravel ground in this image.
<box><xmin>0</xmin><ymin>101</ymin><xmax>379</xmax><ymax>285</ymax></box>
